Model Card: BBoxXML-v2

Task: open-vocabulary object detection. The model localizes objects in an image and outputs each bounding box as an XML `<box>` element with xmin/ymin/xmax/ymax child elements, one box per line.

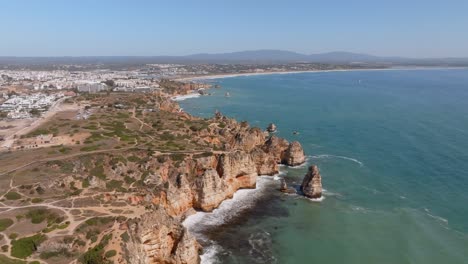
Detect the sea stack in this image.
<box><xmin>266</xmin><ymin>123</ymin><xmax>277</xmax><ymax>133</ymax></box>
<box><xmin>282</xmin><ymin>141</ymin><xmax>306</xmax><ymax>166</ymax></box>
<box><xmin>301</xmin><ymin>165</ymin><xmax>322</xmax><ymax>198</ymax></box>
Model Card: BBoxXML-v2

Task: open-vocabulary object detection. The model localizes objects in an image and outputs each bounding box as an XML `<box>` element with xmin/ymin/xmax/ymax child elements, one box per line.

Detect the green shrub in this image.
<box><xmin>0</xmin><ymin>218</ymin><xmax>14</xmax><ymax>231</ymax></box>
<box><xmin>11</xmin><ymin>234</ymin><xmax>47</xmax><ymax>259</ymax></box>
<box><xmin>104</xmin><ymin>250</ymin><xmax>116</xmax><ymax>258</ymax></box>
<box><xmin>106</xmin><ymin>180</ymin><xmax>123</xmax><ymax>191</ymax></box>
<box><xmin>5</xmin><ymin>191</ymin><xmax>22</xmax><ymax>200</ymax></box>
<box><xmin>31</xmin><ymin>198</ymin><xmax>43</xmax><ymax>203</ymax></box>
<box><xmin>1</xmin><ymin>245</ymin><xmax>8</xmax><ymax>252</ymax></box>
<box><xmin>26</xmin><ymin>209</ymin><xmax>63</xmax><ymax>225</ymax></box>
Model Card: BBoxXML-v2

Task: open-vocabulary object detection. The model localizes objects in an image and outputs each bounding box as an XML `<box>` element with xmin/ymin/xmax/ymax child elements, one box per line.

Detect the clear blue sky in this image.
<box><xmin>1</xmin><ymin>0</ymin><xmax>467</xmax><ymax>57</ymax></box>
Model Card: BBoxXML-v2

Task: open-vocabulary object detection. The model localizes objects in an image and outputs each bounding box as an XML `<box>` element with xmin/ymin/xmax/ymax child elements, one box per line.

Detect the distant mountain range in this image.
<box><xmin>1</xmin><ymin>50</ymin><xmax>468</xmax><ymax>66</ymax></box>
<box><xmin>184</xmin><ymin>50</ymin><xmax>468</xmax><ymax>65</ymax></box>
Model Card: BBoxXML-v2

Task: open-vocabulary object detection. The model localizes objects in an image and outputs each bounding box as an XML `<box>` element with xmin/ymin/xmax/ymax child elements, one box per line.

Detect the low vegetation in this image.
<box><xmin>11</xmin><ymin>234</ymin><xmax>47</xmax><ymax>259</ymax></box>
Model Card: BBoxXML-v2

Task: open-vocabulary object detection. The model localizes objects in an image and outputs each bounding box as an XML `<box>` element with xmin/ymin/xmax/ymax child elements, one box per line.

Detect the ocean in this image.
<box><xmin>180</xmin><ymin>68</ymin><xmax>468</xmax><ymax>264</ymax></box>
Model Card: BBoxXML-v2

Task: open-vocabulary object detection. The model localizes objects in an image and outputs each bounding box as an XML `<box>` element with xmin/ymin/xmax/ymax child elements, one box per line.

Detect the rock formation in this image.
<box><xmin>266</xmin><ymin>123</ymin><xmax>277</xmax><ymax>133</ymax></box>
<box><xmin>125</xmin><ymin>209</ymin><xmax>201</xmax><ymax>264</ymax></box>
<box><xmin>263</xmin><ymin>136</ymin><xmax>306</xmax><ymax>166</ymax></box>
<box><xmin>300</xmin><ymin>165</ymin><xmax>322</xmax><ymax>198</ymax></box>
<box><xmin>263</xmin><ymin>136</ymin><xmax>290</xmax><ymax>163</ymax></box>
<box><xmin>282</xmin><ymin>141</ymin><xmax>306</xmax><ymax>166</ymax></box>
<box><xmin>279</xmin><ymin>178</ymin><xmax>288</xmax><ymax>192</ymax></box>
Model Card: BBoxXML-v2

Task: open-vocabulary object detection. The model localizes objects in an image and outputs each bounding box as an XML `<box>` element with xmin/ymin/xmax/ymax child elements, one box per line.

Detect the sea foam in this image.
<box><xmin>172</xmin><ymin>93</ymin><xmax>200</xmax><ymax>101</ymax></box>
<box><xmin>183</xmin><ymin>176</ymin><xmax>279</xmax><ymax>264</ymax></box>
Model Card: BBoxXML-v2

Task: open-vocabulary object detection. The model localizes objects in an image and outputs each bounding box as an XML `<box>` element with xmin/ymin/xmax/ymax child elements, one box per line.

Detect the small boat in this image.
<box><xmin>293</xmin><ymin>131</ymin><xmax>299</xmax><ymax>135</ymax></box>
<box><xmin>225</xmin><ymin>92</ymin><xmax>231</xmax><ymax>97</ymax></box>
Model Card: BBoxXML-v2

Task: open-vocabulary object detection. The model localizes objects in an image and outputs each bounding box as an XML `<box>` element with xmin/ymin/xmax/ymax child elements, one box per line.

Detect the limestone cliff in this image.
<box><xmin>125</xmin><ymin>209</ymin><xmax>201</xmax><ymax>264</ymax></box>
<box><xmin>81</xmin><ymin>111</ymin><xmax>307</xmax><ymax>263</ymax></box>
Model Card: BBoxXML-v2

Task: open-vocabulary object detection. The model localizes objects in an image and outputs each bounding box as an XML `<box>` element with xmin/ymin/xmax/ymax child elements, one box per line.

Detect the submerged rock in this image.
<box><xmin>300</xmin><ymin>165</ymin><xmax>322</xmax><ymax>198</ymax></box>
<box><xmin>282</xmin><ymin>141</ymin><xmax>306</xmax><ymax>166</ymax></box>
<box><xmin>279</xmin><ymin>178</ymin><xmax>295</xmax><ymax>194</ymax></box>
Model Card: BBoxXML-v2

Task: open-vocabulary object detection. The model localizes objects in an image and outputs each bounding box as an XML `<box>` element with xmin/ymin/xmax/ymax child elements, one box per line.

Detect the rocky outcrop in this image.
<box><xmin>280</xmin><ymin>178</ymin><xmax>288</xmax><ymax>192</ymax></box>
<box><xmin>263</xmin><ymin>136</ymin><xmax>290</xmax><ymax>163</ymax></box>
<box><xmin>266</xmin><ymin>123</ymin><xmax>277</xmax><ymax>133</ymax></box>
<box><xmin>189</xmin><ymin>151</ymin><xmax>258</xmax><ymax>212</ymax></box>
<box><xmin>251</xmin><ymin>148</ymin><xmax>279</xmax><ymax>175</ymax></box>
<box><xmin>125</xmin><ymin>210</ymin><xmax>201</xmax><ymax>264</ymax></box>
<box><xmin>263</xmin><ymin>136</ymin><xmax>306</xmax><ymax>166</ymax></box>
<box><xmin>229</xmin><ymin>127</ymin><xmax>266</xmax><ymax>152</ymax></box>
<box><xmin>300</xmin><ymin>165</ymin><xmax>322</xmax><ymax>198</ymax></box>
<box><xmin>282</xmin><ymin>141</ymin><xmax>306</xmax><ymax>166</ymax></box>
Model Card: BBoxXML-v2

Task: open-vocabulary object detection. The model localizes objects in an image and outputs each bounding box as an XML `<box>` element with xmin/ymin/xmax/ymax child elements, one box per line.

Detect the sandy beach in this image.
<box><xmin>176</xmin><ymin>66</ymin><xmax>467</xmax><ymax>82</ymax></box>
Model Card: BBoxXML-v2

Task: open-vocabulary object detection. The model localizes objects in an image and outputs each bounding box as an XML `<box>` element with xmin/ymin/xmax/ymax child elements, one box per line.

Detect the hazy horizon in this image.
<box><xmin>0</xmin><ymin>49</ymin><xmax>467</xmax><ymax>59</ymax></box>
<box><xmin>1</xmin><ymin>0</ymin><xmax>468</xmax><ymax>58</ymax></box>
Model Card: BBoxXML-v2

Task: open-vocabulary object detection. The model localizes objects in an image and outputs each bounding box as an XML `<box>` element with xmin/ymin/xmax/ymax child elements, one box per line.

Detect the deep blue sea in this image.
<box><xmin>181</xmin><ymin>69</ymin><xmax>468</xmax><ymax>264</ymax></box>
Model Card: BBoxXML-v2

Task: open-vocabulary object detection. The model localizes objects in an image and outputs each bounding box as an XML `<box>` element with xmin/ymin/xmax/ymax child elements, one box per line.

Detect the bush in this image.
<box><xmin>31</xmin><ymin>198</ymin><xmax>43</xmax><ymax>203</ymax></box>
<box><xmin>11</xmin><ymin>234</ymin><xmax>47</xmax><ymax>259</ymax></box>
<box><xmin>1</xmin><ymin>245</ymin><xmax>8</xmax><ymax>252</ymax></box>
<box><xmin>26</xmin><ymin>209</ymin><xmax>63</xmax><ymax>225</ymax></box>
<box><xmin>106</xmin><ymin>180</ymin><xmax>123</xmax><ymax>191</ymax></box>
<box><xmin>5</xmin><ymin>192</ymin><xmax>21</xmax><ymax>200</ymax></box>
<box><xmin>104</xmin><ymin>250</ymin><xmax>116</xmax><ymax>258</ymax></box>
<box><xmin>0</xmin><ymin>218</ymin><xmax>14</xmax><ymax>231</ymax></box>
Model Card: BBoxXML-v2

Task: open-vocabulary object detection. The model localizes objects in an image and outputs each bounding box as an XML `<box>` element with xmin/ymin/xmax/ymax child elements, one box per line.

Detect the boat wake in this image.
<box><xmin>310</xmin><ymin>154</ymin><xmax>364</xmax><ymax>167</ymax></box>
<box><xmin>424</xmin><ymin>208</ymin><xmax>449</xmax><ymax>224</ymax></box>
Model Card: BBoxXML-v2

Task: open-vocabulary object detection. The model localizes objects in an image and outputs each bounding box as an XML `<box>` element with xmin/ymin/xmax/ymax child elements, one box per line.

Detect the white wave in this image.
<box><xmin>183</xmin><ymin>176</ymin><xmax>275</xmax><ymax>232</ymax></box>
<box><xmin>270</xmin><ymin>170</ymin><xmax>287</xmax><ymax>181</ymax></box>
<box><xmin>183</xmin><ymin>177</ymin><xmax>278</xmax><ymax>264</ymax></box>
<box><xmin>288</xmin><ymin>161</ymin><xmax>309</xmax><ymax>169</ymax></box>
<box><xmin>200</xmin><ymin>244</ymin><xmax>222</xmax><ymax>264</ymax></box>
<box><xmin>307</xmin><ymin>196</ymin><xmax>325</xmax><ymax>202</ymax></box>
<box><xmin>322</xmin><ymin>188</ymin><xmax>343</xmax><ymax>198</ymax></box>
<box><xmin>310</xmin><ymin>154</ymin><xmax>364</xmax><ymax>167</ymax></box>
<box><xmin>172</xmin><ymin>93</ymin><xmax>200</xmax><ymax>101</ymax></box>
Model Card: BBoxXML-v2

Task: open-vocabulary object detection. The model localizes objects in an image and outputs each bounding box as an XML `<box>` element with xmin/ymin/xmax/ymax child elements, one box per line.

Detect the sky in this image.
<box><xmin>1</xmin><ymin>0</ymin><xmax>468</xmax><ymax>57</ymax></box>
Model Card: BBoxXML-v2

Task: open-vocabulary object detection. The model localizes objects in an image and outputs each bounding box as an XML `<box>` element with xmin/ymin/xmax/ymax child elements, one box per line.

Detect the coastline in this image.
<box><xmin>176</xmin><ymin>66</ymin><xmax>468</xmax><ymax>81</ymax></box>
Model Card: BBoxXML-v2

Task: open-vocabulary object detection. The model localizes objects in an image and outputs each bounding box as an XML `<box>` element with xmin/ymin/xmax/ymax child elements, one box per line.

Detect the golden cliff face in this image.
<box><xmin>121</xmin><ymin>114</ymin><xmax>307</xmax><ymax>264</ymax></box>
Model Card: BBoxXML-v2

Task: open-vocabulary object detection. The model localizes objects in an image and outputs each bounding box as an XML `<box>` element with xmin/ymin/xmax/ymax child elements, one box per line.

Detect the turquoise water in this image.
<box><xmin>180</xmin><ymin>69</ymin><xmax>468</xmax><ymax>264</ymax></box>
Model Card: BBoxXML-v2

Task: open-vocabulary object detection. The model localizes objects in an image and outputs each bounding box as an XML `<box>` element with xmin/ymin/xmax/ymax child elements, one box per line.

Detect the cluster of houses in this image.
<box><xmin>0</xmin><ymin>93</ymin><xmax>65</xmax><ymax>119</ymax></box>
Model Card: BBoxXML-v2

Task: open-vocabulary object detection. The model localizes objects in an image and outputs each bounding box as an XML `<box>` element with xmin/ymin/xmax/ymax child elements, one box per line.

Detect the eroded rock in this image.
<box><xmin>300</xmin><ymin>165</ymin><xmax>322</xmax><ymax>199</ymax></box>
<box><xmin>282</xmin><ymin>141</ymin><xmax>306</xmax><ymax>166</ymax></box>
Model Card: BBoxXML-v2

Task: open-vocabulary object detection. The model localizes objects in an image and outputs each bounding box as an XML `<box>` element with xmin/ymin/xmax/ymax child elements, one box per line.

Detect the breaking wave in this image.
<box><xmin>183</xmin><ymin>176</ymin><xmax>280</xmax><ymax>264</ymax></box>
<box><xmin>172</xmin><ymin>93</ymin><xmax>200</xmax><ymax>101</ymax></box>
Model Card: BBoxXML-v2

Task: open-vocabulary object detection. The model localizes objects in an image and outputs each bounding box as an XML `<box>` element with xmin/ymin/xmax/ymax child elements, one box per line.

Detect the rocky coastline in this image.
<box><xmin>123</xmin><ymin>86</ymin><xmax>321</xmax><ymax>263</ymax></box>
<box><xmin>129</xmin><ymin>114</ymin><xmax>308</xmax><ymax>263</ymax></box>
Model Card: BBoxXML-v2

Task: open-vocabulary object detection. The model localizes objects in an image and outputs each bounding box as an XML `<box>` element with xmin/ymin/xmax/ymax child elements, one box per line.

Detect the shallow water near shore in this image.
<box><xmin>181</xmin><ymin>69</ymin><xmax>468</xmax><ymax>264</ymax></box>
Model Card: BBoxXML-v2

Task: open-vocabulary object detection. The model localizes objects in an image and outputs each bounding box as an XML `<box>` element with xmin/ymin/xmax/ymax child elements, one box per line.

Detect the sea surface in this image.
<box><xmin>180</xmin><ymin>68</ymin><xmax>468</xmax><ymax>264</ymax></box>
